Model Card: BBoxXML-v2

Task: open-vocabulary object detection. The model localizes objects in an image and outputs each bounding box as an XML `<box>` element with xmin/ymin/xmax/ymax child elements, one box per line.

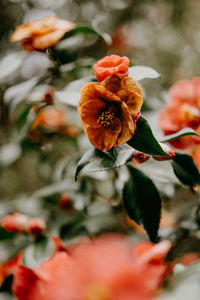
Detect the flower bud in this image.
<box><xmin>153</xmin><ymin>143</ymin><xmax>175</xmax><ymax>161</ymax></box>
<box><xmin>59</xmin><ymin>194</ymin><xmax>73</xmax><ymax>210</ymax></box>
<box><xmin>133</xmin><ymin>151</ymin><xmax>150</xmax><ymax>164</ymax></box>
<box><xmin>1</xmin><ymin>213</ymin><xmax>28</xmax><ymax>233</ymax></box>
<box><xmin>27</xmin><ymin>218</ymin><xmax>46</xmax><ymax>236</ymax></box>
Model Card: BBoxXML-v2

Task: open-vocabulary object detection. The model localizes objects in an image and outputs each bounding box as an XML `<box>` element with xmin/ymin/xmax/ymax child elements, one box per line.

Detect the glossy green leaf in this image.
<box><xmin>128</xmin><ymin>116</ymin><xmax>170</xmax><ymax>156</ymax></box>
<box><xmin>171</xmin><ymin>152</ymin><xmax>200</xmax><ymax>188</ymax></box>
<box><xmin>160</xmin><ymin>128</ymin><xmax>200</xmax><ymax>143</ymax></box>
<box><xmin>128</xmin><ymin>66</ymin><xmax>160</xmax><ymax>81</ymax></box>
<box><xmin>123</xmin><ymin>165</ymin><xmax>161</xmax><ymax>242</ymax></box>
<box><xmin>75</xmin><ymin>144</ymin><xmax>134</xmax><ymax>180</ymax></box>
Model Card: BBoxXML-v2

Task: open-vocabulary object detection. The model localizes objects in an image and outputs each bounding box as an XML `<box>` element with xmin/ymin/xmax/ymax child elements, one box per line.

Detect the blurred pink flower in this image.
<box><xmin>12</xmin><ymin>235</ymin><xmax>171</xmax><ymax>300</ymax></box>
<box><xmin>159</xmin><ymin>78</ymin><xmax>200</xmax><ymax>149</ymax></box>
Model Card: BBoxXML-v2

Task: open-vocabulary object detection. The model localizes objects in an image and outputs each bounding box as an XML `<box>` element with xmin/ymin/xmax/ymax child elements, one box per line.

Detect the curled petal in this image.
<box><xmin>80</xmin><ymin>82</ymin><xmax>121</xmax><ymax>106</ymax></box>
<box><xmin>102</xmin><ymin>74</ymin><xmax>143</xmax><ymax>118</ymax></box>
<box><xmin>117</xmin><ymin>101</ymin><xmax>135</xmax><ymax>145</ymax></box>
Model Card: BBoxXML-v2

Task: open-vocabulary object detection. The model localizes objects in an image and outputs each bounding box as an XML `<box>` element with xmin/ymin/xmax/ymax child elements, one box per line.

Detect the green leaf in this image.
<box><xmin>171</xmin><ymin>152</ymin><xmax>200</xmax><ymax>188</ymax></box>
<box><xmin>128</xmin><ymin>116</ymin><xmax>170</xmax><ymax>156</ymax></box>
<box><xmin>75</xmin><ymin>144</ymin><xmax>134</xmax><ymax>180</ymax></box>
<box><xmin>67</xmin><ymin>25</ymin><xmax>112</xmax><ymax>45</ymax></box>
<box><xmin>23</xmin><ymin>236</ymin><xmax>54</xmax><ymax>269</ymax></box>
<box><xmin>159</xmin><ymin>262</ymin><xmax>200</xmax><ymax>300</ymax></box>
<box><xmin>128</xmin><ymin>66</ymin><xmax>160</xmax><ymax>81</ymax></box>
<box><xmin>123</xmin><ymin>165</ymin><xmax>161</xmax><ymax>242</ymax></box>
<box><xmin>160</xmin><ymin>128</ymin><xmax>200</xmax><ymax>143</ymax></box>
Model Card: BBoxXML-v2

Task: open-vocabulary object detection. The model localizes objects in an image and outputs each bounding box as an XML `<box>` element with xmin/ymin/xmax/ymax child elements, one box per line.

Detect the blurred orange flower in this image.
<box><xmin>94</xmin><ymin>55</ymin><xmax>130</xmax><ymax>82</ymax></box>
<box><xmin>79</xmin><ymin>73</ymin><xmax>143</xmax><ymax>151</ymax></box>
<box><xmin>32</xmin><ymin>106</ymin><xmax>67</xmax><ymax>132</ymax></box>
<box><xmin>12</xmin><ymin>235</ymin><xmax>171</xmax><ymax>300</ymax></box>
<box><xmin>159</xmin><ymin>78</ymin><xmax>200</xmax><ymax>149</ymax></box>
<box><xmin>10</xmin><ymin>16</ymin><xmax>76</xmax><ymax>51</ymax></box>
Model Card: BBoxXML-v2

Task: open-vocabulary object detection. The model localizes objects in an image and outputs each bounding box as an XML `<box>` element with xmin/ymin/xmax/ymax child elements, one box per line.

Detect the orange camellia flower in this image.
<box><xmin>32</xmin><ymin>106</ymin><xmax>67</xmax><ymax>132</ymax></box>
<box><xmin>94</xmin><ymin>54</ymin><xmax>130</xmax><ymax>82</ymax></box>
<box><xmin>10</xmin><ymin>16</ymin><xmax>76</xmax><ymax>51</ymax></box>
<box><xmin>79</xmin><ymin>72</ymin><xmax>143</xmax><ymax>151</ymax></box>
<box><xmin>12</xmin><ymin>235</ymin><xmax>171</xmax><ymax>300</ymax></box>
<box><xmin>159</xmin><ymin>78</ymin><xmax>200</xmax><ymax>149</ymax></box>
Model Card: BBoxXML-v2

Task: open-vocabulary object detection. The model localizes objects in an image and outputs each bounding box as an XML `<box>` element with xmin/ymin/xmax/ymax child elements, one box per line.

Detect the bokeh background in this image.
<box><xmin>1</xmin><ymin>0</ymin><xmax>200</xmax><ymax>225</ymax></box>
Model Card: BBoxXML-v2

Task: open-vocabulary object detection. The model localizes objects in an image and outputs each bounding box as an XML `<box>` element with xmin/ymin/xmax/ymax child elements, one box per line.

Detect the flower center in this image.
<box><xmin>97</xmin><ymin>111</ymin><xmax>115</xmax><ymax>127</ymax></box>
<box><xmin>180</xmin><ymin>104</ymin><xmax>200</xmax><ymax>124</ymax></box>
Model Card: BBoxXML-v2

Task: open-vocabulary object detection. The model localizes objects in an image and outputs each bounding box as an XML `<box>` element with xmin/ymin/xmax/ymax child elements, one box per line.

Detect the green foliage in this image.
<box><xmin>171</xmin><ymin>153</ymin><xmax>200</xmax><ymax>188</ymax></box>
<box><xmin>75</xmin><ymin>144</ymin><xmax>134</xmax><ymax>180</ymax></box>
<box><xmin>160</xmin><ymin>128</ymin><xmax>200</xmax><ymax>143</ymax></box>
<box><xmin>123</xmin><ymin>165</ymin><xmax>161</xmax><ymax>242</ymax></box>
<box><xmin>128</xmin><ymin>116</ymin><xmax>170</xmax><ymax>156</ymax></box>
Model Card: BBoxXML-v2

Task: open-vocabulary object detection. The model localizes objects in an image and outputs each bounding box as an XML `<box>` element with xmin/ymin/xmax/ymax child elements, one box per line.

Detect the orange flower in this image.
<box><xmin>10</xmin><ymin>16</ymin><xmax>76</xmax><ymax>51</ymax></box>
<box><xmin>159</xmin><ymin>78</ymin><xmax>200</xmax><ymax>149</ymax></box>
<box><xmin>78</xmin><ymin>73</ymin><xmax>143</xmax><ymax>151</ymax></box>
<box><xmin>32</xmin><ymin>106</ymin><xmax>67</xmax><ymax>132</ymax></box>
<box><xmin>12</xmin><ymin>235</ymin><xmax>171</xmax><ymax>300</ymax></box>
<box><xmin>94</xmin><ymin>55</ymin><xmax>130</xmax><ymax>82</ymax></box>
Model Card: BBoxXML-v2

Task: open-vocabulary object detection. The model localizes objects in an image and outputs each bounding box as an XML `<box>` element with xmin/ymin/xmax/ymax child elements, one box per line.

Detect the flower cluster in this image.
<box><xmin>12</xmin><ymin>235</ymin><xmax>171</xmax><ymax>300</ymax></box>
<box><xmin>1</xmin><ymin>213</ymin><xmax>46</xmax><ymax>237</ymax></box>
<box><xmin>78</xmin><ymin>55</ymin><xmax>143</xmax><ymax>151</ymax></box>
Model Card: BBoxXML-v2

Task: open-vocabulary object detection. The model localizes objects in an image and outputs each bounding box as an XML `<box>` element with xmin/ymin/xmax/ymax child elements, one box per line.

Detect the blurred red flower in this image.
<box><xmin>94</xmin><ymin>55</ymin><xmax>130</xmax><ymax>82</ymax></box>
<box><xmin>12</xmin><ymin>235</ymin><xmax>171</xmax><ymax>300</ymax></box>
<box><xmin>159</xmin><ymin>78</ymin><xmax>200</xmax><ymax>149</ymax></box>
<box><xmin>32</xmin><ymin>106</ymin><xmax>67</xmax><ymax>132</ymax></box>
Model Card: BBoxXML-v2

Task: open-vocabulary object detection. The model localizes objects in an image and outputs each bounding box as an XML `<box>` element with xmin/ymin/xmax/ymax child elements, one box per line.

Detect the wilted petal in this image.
<box><xmin>117</xmin><ymin>101</ymin><xmax>135</xmax><ymax>145</ymax></box>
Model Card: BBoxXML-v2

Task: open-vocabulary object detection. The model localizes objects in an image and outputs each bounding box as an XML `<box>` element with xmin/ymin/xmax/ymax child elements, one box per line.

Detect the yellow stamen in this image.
<box><xmin>97</xmin><ymin>111</ymin><xmax>115</xmax><ymax>127</ymax></box>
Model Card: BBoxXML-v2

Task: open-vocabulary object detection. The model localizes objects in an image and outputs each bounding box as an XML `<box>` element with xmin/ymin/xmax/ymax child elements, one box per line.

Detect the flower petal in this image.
<box><xmin>85</xmin><ymin>117</ymin><xmax>121</xmax><ymax>150</ymax></box>
<box><xmin>117</xmin><ymin>102</ymin><xmax>136</xmax><ymax>145</ymax></box>
<box><xmin>33</xmin><ymin>30</ymin><xmax>66</xmax><ymax>50</ymax></box>
<box><xmin>79</xmin><ymin>98</ymin><xmax>106</xmax><ymax>128</ymax></box>
<box><xmin>117</xmin><ymin>76</ymin><xmax>143</xmax><ymax>117</ymax></box>
<box><xmin>80</xmin><ymin>82</ymin><xmax>121</xmax><ymax>106</ymax></box>
<box><xmin>102</xmin><ymin>74</ymin><xmax>143</xmax><ymax>118</ymax></box>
